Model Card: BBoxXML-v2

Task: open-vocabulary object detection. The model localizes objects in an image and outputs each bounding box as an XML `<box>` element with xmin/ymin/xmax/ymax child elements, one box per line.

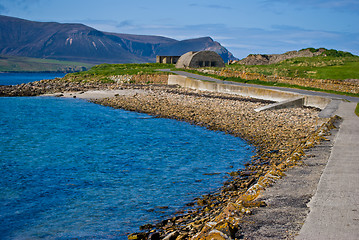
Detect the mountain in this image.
<box><xmin>0</xmin><ymin>15</ymin><xmax>237</xmax><ymax>64</ymax></box>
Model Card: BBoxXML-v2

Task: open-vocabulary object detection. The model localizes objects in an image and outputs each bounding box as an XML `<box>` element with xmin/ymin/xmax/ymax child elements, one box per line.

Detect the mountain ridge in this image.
<box><xmin>0</xmin><ymin>15</ymin><xmax>237</xmax><ymax>64</ymax></box>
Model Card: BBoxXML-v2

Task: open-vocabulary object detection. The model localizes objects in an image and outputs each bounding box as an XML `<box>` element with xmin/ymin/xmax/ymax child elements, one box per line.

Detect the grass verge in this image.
<box><xmin>355</xmin><ymin>103</ymin><xmax>359</xmax><ymax>117</ymax></box>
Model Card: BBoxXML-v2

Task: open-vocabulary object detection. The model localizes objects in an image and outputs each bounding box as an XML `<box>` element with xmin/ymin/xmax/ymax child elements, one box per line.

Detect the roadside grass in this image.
<box><xmin>355</xmin><ymin>103</ymin><xmax>359</xmax><ymax>117</ymax></box>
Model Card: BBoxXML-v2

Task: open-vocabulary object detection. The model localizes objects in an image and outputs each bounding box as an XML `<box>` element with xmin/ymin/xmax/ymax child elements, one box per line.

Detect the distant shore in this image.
<box><xmin>0</xmin><ymin>77</ymin><xmax>335</xmax><ymax>239</ymax></box>
<box><xmin>0</xmin><ymin>71</ymin><xmax>72</xmax><ymax>73</ymax></box>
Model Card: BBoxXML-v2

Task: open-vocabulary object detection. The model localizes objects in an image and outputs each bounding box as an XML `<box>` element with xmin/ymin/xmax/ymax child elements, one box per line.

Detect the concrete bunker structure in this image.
<box><xmin>156</xmin><ymin>55</ymin><xmax>180</xmax><ymax>64</ymax></box>
<box><xmin>175</xmin><ymin>51</ymin><xmax>225</xmax><ymax>68</ymax></box>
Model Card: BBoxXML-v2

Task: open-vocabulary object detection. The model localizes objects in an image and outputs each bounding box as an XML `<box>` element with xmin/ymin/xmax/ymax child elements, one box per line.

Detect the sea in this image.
<box><xmin>0</xmin><ymin>73</ymin><xmax>255</xmax><ymax>239</ymax></box>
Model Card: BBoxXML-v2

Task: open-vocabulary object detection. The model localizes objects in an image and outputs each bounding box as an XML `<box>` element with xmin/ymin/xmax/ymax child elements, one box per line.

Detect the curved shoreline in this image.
<box><xmin>90</xmin><ymin>85</ymin><xmax>330</xmax><ymax>239</ymax></box>
<box><xmin>1</xmin><ymin>78</ymin><xmax>334</xmax><ymax>239</ymax></box>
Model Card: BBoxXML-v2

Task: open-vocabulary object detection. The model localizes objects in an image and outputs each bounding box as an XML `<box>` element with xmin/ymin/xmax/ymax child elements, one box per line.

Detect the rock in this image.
<box><xmin>140</xmin><ymin>223</ymin><xmax>154</xmax><ymax>230</ymax></box>
<box><xmin>127</xmin><ymin>232</ymin><xmax>147</xmax><ymax>240</ymax></box>
<box><xmin>239</xmin><ymin>48</ymin><xmax>325</xmax><ymax>65</ymax></box>
<box><xmin>148</xmin><ymin>232</ymin><xmax>160</xmax><ymax>240</ymax></box>
<box><xmin>163</xmin><ymin>231</ymin><xmax>179</xmax><ymax>240</ymax></box>
<box><xmin>204</xmin><ymin>229</ymin><xmax>230</xmax><ymax>240</ymax></box>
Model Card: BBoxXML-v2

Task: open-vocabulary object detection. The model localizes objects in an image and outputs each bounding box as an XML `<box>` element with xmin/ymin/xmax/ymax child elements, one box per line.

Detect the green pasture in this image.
<box><xmin>229</xmin><ymin>50</ymin><xmax>359</xmax><ymax>80</ymax></box>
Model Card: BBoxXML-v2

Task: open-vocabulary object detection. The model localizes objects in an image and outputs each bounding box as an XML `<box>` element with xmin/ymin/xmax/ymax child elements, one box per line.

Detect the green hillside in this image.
<box><xmin>230</xmin><ymin>49</ymin><xmax>359</xmax><ymax>80</ymax></box>
<box><xmin>0</xmin><ymin>55</ymin><xmax>93</xmax><ymax>72</ymax></box>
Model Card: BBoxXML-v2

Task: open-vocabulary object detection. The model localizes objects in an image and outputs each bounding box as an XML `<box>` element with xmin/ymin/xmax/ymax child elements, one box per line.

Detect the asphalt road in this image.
<box><xmin>297</xmin><ymin>101</ymin><xmax>359</xmax><ymax>240</ymax></box>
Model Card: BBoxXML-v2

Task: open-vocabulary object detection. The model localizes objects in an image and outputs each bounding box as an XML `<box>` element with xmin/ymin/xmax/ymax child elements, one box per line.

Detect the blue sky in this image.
<box><xmin>1</xmin><ymin>0</ymin><xmax>358</xmax><ymax>59</ymax></box>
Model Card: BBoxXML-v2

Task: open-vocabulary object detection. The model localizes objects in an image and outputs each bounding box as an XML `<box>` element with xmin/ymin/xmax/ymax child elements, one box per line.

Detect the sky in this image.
<box><xmin>1</xmin><ymin>0</ymin><xmax>358</xmax><ymax>59</ymax></box>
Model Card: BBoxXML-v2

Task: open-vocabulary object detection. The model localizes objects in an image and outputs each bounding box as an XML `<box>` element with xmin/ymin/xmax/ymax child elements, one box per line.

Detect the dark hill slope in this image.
<box><xmin>0</xmin><ymin>15</ymin><xmax>236</xmax><ymax>64</ymax></box>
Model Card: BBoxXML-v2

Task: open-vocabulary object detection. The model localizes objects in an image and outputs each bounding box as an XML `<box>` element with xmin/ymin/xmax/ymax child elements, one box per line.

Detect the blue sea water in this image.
<box><xmin>0</xmin><ymin>72</ymin><xmax>66</xmax><ymax>85</ymax></box>
<box><xmin>0</xmin><ymin>74</ymin><xmax>255</xmax><ymax>239</ymax></box>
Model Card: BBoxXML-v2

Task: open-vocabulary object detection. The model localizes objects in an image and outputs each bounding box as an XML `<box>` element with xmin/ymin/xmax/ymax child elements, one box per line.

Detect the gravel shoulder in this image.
<box><xmin>239</xmin><ymin>120</ymin><xmax>340</xmax><ymax>239</ymax></box>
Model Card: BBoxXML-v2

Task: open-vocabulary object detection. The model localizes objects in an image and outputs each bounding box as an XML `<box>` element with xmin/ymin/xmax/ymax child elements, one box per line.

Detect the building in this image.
<box><xmin>156</xmin><ymin>55</ymin><xmax>180</xmax><ymax>64</ymax></box>
<box><xmin>175</xmin><ymin>51</ymin><xmax>225</xmax><ymax>68</ymax></box>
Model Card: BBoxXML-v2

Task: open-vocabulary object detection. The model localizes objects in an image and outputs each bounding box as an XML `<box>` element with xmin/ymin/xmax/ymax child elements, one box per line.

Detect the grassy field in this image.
<box><xmin>229</xmin><ymin>54</ymin><xmax>359</xmax><ymax>80</ymax></box>
<box><xmin>0</xmin><ymin>55</ymin><xmax>93</xmax><ymax>72</ymax></box>
<box><xmin>69</xmin><ymin>63</ymin><xmax>172</xmax><ymax>76</ymax></box>
<box><xmin>65</xmin><ymin>63</ymin><xmax>172</xmax><ymax>83</ymax></box>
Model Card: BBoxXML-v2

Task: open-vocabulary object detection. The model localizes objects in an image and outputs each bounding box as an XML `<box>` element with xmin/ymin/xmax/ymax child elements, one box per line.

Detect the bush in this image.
<box><xmin>322</xmin><ymin>49</ymin><xmax>354</xmax><ymax>57</ymax></box>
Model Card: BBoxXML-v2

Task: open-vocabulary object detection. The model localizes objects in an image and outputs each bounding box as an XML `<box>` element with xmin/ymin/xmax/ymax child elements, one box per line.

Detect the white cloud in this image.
<box><xmin>188</xmin><ymin>3</ymin><xmax>231</xmax><ymax>10</ymax></box>
<box><xmin>261</xmin><ymin>0</ymin><xmax>359</xmax><ymax>12</ymax></box>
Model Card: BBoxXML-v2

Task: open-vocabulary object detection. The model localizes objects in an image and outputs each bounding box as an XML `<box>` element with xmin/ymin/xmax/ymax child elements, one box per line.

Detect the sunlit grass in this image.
<box><xmin>68</xmin><ymin>63</ymin><xmax>173</xmax><ymax>76</ymax></box>
<box><xmin>230</xmin><ymin>54</ymin><xmax>359</xmax><ymax>80</ymax></box>
<box><xmin>64</xmin><ymin>63</ymin><xmax>173</xmax><ymax>83</ymax></box>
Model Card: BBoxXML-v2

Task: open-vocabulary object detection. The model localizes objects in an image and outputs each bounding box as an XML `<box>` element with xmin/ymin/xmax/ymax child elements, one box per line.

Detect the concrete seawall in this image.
<box><xmin>168</xmin><ymin>75</ymin><xmax>331</xmax><ymax>110</ymax></box>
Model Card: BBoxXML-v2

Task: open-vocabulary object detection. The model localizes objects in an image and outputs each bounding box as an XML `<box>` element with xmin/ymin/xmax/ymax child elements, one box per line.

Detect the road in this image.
<box><xmin>161</xmin><ymin>69</ymin><xmax>359</xmax><ymax>239</ymax></box>
<box><xmin>159</xmin><ymin>69</ymin><xmax>359</xmax><ymax>103</ymax></box>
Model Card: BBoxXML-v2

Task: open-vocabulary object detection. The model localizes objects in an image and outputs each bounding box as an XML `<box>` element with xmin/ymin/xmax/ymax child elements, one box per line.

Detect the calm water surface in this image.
<box><xmin>0</xmin><ymin>72</ymin><xmax>66</xmax><ymax>85</ymax></box>
<box><xmin>0</xmin><ymin>74</ymin><xmax>255</xmax><ymax>239</ymax></box>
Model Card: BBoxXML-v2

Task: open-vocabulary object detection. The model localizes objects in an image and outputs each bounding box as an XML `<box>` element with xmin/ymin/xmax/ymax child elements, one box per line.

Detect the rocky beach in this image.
<box><xmin>92</xmin><ymin>85</ymin><xmax>336</xmax><ymax>240</ymax></box>
<box><xmin>0</xmin><ymin>75</ymin><xmax>337</xmax><ymax>239</ymax></box>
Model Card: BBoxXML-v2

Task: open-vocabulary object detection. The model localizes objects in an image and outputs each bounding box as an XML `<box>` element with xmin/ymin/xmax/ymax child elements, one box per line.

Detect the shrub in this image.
<box><xmin>322</xmin><ymin>49</ymin><xmax>354</xmax><ymax>57</ymax></box>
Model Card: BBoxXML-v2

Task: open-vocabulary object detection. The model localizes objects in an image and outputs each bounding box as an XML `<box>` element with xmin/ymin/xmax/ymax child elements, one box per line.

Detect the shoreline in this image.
<box><xmin>41</xmin><ymin>89</ymin><xmax>148</xmax><ymax>99</ymax></box>
<box><xmin>88</xmin><ymin>86</ymin><xmax>331</xmax><ymax>239</ymax></box>
<box><xmin>1</xmin><ymin>79</ymin><xmax>336</xmax><ymax>239</ymax></box>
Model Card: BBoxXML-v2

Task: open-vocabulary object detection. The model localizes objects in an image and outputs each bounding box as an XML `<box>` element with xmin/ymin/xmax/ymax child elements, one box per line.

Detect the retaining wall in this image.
<box><xmin>168</xmin><ymin>75</ymin><xmax>331</xmax><ymax>109</ymax></box>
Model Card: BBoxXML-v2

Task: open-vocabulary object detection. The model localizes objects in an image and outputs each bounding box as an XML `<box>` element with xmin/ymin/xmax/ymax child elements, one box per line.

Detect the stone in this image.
<box><xmin>148</xmin><ymin>232</ymin><xmax>160</xmax><ymax>240</ymax></box>
<box><xmin>205</xmin><ymin>229</ymin><xmax>230</xmax><ymax>240</ymax></box>
<box><xmin>163</xmin><ymin>231</ymin><xmax>179</xmax><ymax>240</ymax></box>
<box><xmin>127</xmin><ymin>232</ymin><xmax>147</xmax><ymax>240</ymax></box>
